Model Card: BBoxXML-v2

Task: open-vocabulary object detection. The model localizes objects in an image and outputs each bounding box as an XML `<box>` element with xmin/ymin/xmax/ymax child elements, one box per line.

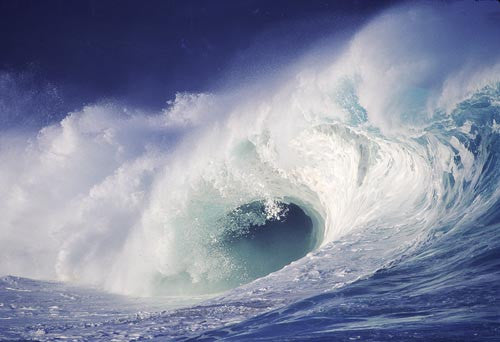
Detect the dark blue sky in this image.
<box><xmin>0</xmin><ymin>0</ymin><xmax>398</xmax><ymax>126</ymax></box>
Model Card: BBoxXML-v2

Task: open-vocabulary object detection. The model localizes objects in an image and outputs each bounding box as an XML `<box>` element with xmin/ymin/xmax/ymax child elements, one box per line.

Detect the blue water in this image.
<box><xmin>200</xmin><ymin>211</ymin><xmax>500</xmax><ymax>341</ymax></box>
<box><xmin>1</xmin><ymin>2</ymin><xmax>499</xmax><ymax>341</ymax></box>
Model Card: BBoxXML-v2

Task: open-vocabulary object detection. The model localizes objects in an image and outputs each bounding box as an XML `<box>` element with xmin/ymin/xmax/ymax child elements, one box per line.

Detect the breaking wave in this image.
<box><xmin>0</xmin><ymin>1</ymin><xmax>499</xmax><ymax>306</ymax></box>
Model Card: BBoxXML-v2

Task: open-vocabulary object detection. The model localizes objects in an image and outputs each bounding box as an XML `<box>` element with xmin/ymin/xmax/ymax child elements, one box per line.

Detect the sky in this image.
<box><xmin>0</xmin><ymin>0</ymin><xmax>399</xmax><ymax>127</ymax></box>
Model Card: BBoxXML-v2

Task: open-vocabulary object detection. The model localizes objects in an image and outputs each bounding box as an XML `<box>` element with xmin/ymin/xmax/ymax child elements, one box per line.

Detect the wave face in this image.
<box><xmin>1</xmin><ymin>2</ymin><xmax>500</xmax><ymax>340</ymax></box>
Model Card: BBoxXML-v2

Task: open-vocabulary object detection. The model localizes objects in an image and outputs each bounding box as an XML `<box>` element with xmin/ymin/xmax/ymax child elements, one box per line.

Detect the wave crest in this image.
<box><xmin>0</xmin><ymin>2</ymin><xmax>499</xmax><ymax>297</ymax></box>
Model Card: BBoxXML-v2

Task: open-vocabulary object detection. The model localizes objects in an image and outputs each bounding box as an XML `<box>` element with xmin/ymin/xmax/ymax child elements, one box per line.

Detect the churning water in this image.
<box><xmin>1</xmin><ymin>2</ymin><xmax>499</xmax><ymax>341</ymax></box>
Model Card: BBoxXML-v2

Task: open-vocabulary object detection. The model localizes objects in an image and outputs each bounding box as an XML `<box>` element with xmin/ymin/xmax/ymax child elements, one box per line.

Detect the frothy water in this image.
<box><xmin>1</xmin><ymin>2</ymin><xmax>499</xmax><ymax>340</ymax></box>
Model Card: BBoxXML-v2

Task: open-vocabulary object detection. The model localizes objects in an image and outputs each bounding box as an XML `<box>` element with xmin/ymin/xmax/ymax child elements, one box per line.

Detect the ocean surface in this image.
<box><xmin>1</xmin><ymin>2</ymin><xmax>499</xmax><ymax>341</ymax></box>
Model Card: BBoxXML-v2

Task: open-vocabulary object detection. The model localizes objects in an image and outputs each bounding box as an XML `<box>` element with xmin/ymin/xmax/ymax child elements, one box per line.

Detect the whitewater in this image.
<box><xmin>1</xmin><ymin>2</ymin><xmax>499</xmax><ymax>341</ymax></box>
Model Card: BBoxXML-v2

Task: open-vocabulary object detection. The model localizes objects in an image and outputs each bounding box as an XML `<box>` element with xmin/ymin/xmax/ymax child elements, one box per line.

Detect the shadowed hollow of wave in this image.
<box><xmin>154</xmin><ymin>202</ymin><xmax>320</xmax><ymax>295</ymax></box>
